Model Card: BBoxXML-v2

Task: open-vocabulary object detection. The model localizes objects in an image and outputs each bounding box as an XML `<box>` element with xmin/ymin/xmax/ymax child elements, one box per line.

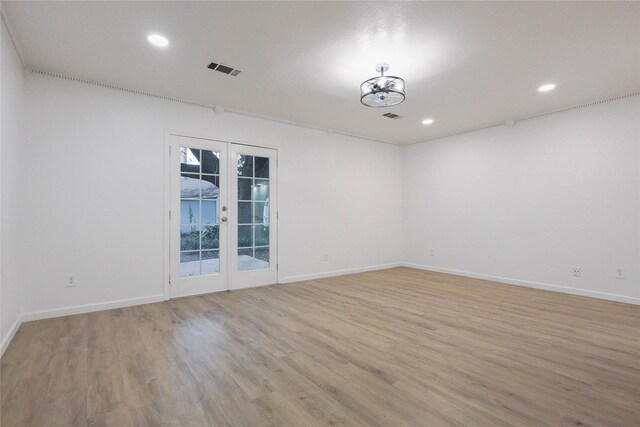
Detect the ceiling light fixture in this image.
<box><xmin>422</xmin><ymin>118</ymin><xmax>434</xmax><ymax>125</ymax></box>
<box><xmin>147</xmin><ymin>34</ymin><xmax>169</xmax><ymax>48</ymax></box>
<box><xmin>538</xmin><ymin>83</ymin><xmax>556</xmax><ymax>92</ymax></box>
<box><xmin>360</xmin><ymin>63</ymin><xmax>405</xmax><ymax>108</ymax></box>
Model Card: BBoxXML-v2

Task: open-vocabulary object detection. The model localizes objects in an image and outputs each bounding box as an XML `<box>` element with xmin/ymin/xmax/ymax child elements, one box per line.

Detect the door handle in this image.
<box><xmin>221</xmin><ymin>217</ymin><xmax>228</xmax><ymax>222</ymax></box>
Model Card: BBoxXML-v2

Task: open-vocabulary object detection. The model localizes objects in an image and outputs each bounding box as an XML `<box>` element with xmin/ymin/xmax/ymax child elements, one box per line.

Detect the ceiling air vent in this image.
<box><xmin>207</xmin><ymin>62</ymin><xmax>242</xmax><ymax>77</ymax></box>
<box><xmin>382</xmin><ymin>112</ymin><xmax>402</xmax><ymax>119</ymax></box>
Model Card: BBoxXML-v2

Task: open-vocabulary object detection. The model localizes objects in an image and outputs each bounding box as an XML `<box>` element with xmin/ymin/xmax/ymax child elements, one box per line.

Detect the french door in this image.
<box><xmin>169</xmin><ymin>134</ymin><xmax>278</xmax><ymax>298</ymax></box>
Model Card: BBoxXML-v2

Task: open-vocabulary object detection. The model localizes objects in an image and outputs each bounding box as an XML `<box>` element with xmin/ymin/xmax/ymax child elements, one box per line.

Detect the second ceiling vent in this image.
<box><xmin>208</xmin><ymin>62</ymin><xmax>242</xmax><ymax>76</ymax></box>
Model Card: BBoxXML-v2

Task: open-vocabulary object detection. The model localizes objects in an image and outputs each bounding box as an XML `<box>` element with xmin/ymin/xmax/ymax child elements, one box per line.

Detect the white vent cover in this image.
<box><xmin>208</xmin><ymin>62</ymin><xmax>242</xmax><ymax>77</ymax></box>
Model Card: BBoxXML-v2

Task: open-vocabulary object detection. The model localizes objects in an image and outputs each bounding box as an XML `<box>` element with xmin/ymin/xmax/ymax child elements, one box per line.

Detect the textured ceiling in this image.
<box><xmin>4</xmin><ymin>1</ymin><xmax>640</xmax><ymax>145</ymax></box>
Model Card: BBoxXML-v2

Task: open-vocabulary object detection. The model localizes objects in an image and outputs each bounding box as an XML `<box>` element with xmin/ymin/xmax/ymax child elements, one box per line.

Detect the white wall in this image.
<box><xmin>403</xmin><ymin>97</ymin><xmax>640</xmax><ymax>303</ymax></box>
<box><xmin>18</xmin><ymin>72</ymin><xmax>403</xmax><ymax>317</ymax></box>
<box><xmin>2</xmin><ymin>53</ymin><xmax>638</xmax><ymax>352</ymax></box>
<box><xmin>1</xmin><ymin>18</ymin><xmax>25</xmax><ymax>346</ymax></box>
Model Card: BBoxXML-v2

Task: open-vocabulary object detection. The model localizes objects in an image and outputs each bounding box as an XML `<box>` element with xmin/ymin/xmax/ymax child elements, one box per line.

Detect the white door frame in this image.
<box><xmin>163</xmin><ymin>130</ymin><xmax>279</xmax><ymax>300</ymax></box>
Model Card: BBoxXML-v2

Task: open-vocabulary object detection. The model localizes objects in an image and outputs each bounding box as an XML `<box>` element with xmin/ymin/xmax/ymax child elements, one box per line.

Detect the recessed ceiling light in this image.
<box><xmin>538</xmin><ymin>83</ymin><xmax>556</xmax><ymax>92</ymax></box>
<box><xmin>147</xmin><ymin>34</ymin><xmax>169</xmax><ymax>48</ymax></box>
<box><xmin>422</xmin><ymin>118</ymin><xmax>434</xmax><ymax>125</ymax></box>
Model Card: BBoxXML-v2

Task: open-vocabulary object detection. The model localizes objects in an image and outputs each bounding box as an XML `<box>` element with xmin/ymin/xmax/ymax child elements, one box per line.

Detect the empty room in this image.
<box><xmin>1</xmin><ymin>1</ymin><xmax>639</xmax><ymax>426</ymax></box>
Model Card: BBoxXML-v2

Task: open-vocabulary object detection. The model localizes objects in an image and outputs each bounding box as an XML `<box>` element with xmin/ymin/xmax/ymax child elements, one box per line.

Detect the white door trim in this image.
<box><xmin>163</xmin><ymin>130</ymin><xmax>279</xmax><ymax>300</ymax></box>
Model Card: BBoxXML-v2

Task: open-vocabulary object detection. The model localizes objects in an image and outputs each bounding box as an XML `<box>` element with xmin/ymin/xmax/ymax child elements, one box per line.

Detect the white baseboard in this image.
<box><xmin>4</xmin><ymin>261</ymin><xmax>634</xmax><ymax>357</ymax></box>
<box><xmin>21</xmin><ymin>294</ymin><xmax>165</xmax><ymax>323</ymax></box>
<box><xmin>280</xmin><ymin>262</ymin><xmax>403</xmax><ymax>284</ymax></box>
<box><xmin>403</xmin><ymin>263</ymin><xmax>640</xmax><ymax>305</ymax></box>
<box><xmin>2</xmin><ymin>294</ymin><xmax>164</xmax><ymax>357</ymax></box>
<box><xmin>1</xmin><ymin>313</ymin><xmax>23</xmax><ymax>357</ymax></box>
<box><xmin>2</xmin><ymin>263</ymin><xmax>402</xmax><ymax>354</ymax></box>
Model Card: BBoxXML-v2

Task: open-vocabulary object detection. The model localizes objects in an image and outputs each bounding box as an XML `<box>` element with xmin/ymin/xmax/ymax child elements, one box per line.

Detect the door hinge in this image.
<box><xmin>169</xmin><ymin>210</ymin><xmax>172</xmax><ymax>220</ymax></box>
<box><xmin>277</xmin><ymin>263</ymin><xmax>279</xmax><ymax>271</ymax></box>
<box><xmin>169</xmin><ymin>146</ymin><xmax>172</xmax><ymax>156</ymax></box>
<box><xmin>168</xmin><ymin>274</ymin><xmax>171</xmax><ymax>285</ymax></box>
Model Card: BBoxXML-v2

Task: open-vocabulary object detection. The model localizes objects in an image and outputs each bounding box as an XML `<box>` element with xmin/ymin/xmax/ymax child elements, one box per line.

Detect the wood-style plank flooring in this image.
<box><xmin>2</xmin><ymin>267</ymin><xmax>639</xmax><ymax>426</ymax></box>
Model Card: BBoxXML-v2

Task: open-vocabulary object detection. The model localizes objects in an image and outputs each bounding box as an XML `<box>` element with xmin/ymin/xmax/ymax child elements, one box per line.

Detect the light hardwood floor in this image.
<box><xmin>2</xmin><ymin>267</ymin><xmax>639</xmax><ymax>426</ymax></box>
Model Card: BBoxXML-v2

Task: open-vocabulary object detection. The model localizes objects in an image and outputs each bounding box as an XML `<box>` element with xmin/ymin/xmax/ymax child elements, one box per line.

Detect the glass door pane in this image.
<box><xmin>179</xmin><ymin>147</ymin><xmax>221</xmax><ymax>277</ymax></box>
<box><xmin>236</xmin><ymin>154</ymin><xmax>270</xmax><ymax>271</ymax></box>
<box><xmin>230</xmin><ymin>144</ymin><xmax>278</xmax><ymax>290</ymax></box>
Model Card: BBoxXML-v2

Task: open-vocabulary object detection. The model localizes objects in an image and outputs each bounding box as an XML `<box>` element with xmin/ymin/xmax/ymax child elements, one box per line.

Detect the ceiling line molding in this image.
<box><xmin>0</xmin><ymin>8</ymin><xmax>26</xmax><ymax>66</ymax></box>
<box><xmin>406</xmin><ymin>90</ymin><xmax>640</xmax><ymax>146</ymax></box>
<box><xmin>27</xmin><ymin>68</ymin><xmax>398</xmax><ymax>146</ymax></box>
<box><xmin>518</xmin><ymin>91</ymin><xmax>640</xmax><ymax>122</ymax></box>
<box><xmin>25</xmin><ymin>70</ymin><xmax>640</xmax><ymax>148</ymax></box>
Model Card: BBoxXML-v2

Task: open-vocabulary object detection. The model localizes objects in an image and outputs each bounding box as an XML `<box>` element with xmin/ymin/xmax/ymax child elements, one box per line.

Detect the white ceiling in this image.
<box><xmin>4</xmin><ymin>1</ymin><xmax>640</xmax><ymax>145</ymax></box>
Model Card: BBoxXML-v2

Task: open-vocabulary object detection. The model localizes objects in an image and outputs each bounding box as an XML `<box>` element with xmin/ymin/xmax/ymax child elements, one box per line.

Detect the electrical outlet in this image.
<box><xmin>615</xmin><ymin>267</ymin><xmax>625</xmax><ymax>279</ymax></box>
<box><xmin>66</xmin><ymin>274</ymin><xmax>77</xmax><ymax>288</ymax></box>
<box><xmin>323</xmin><ymin>253</ymin><xmax>328</xmax><ymax>262</ymax></box>
<box><xmin>572</xmin><ymin>267</ymin><xmax>581</xmax><ymax>277</ymax></box>
<box><xmin>430</xmin><ymin>248</ymin><xmax>435</xmax><ymax>257</ymax></box>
